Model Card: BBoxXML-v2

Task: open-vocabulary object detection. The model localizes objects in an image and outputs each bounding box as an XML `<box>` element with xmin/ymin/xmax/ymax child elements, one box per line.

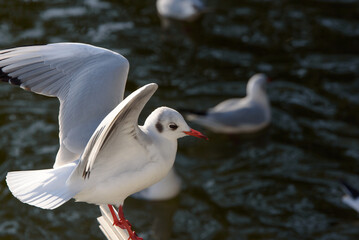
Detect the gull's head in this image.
<box><xmin>145</xmin><ymin>107</ymin><xmax>208</xmax><ymax>141</ymax></box>
<box><xmin>246</xmin><ymin>73</ymin><xmax>270</xmax><ymax>96</ymax></box>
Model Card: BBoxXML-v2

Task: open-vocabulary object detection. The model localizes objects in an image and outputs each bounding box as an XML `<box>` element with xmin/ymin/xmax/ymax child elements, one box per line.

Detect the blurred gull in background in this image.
<box><xmin>156</xmin><ymin>0</ymin><xmax>210</xmax><ymax>61</ymax></box>
<box><xmin>156</xmin><ymin>0</ymin><xmax>207</xmax><ymax>22</ymax></box>
<box><xmin>183</xmin><ymin>73</ymin><xmax>271</xmax><ymax>134</ymax></box>
<box><xmin>156</xmin><ymin>0</ymin><xmax>208</xmax><ymax>29</ymax></box>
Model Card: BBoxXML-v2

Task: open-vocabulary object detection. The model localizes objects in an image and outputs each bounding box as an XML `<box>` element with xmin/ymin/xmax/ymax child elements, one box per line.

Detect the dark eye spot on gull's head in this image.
<box><xmin>156</xmin><ymin>122</ymin><xmax>163</xmax><ymax>133</ymax></box>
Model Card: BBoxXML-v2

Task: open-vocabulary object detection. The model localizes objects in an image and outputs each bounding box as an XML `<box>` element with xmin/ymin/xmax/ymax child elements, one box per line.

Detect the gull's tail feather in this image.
<box><xmin>6</xmin><ymin>163</ymin><xmax>78</xmax><ymax>210</ymax></box>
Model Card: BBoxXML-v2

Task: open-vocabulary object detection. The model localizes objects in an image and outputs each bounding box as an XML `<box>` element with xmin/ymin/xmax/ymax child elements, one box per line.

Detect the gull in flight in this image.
<box><xmin>0</xmin><ymin>43</ymin><xmax>181</xmax><ymax>201</ymax></box>
<box><xmin>0</xmin><ymin>43</ymin><xmax>207</xmax><ymax>240</ymax></box>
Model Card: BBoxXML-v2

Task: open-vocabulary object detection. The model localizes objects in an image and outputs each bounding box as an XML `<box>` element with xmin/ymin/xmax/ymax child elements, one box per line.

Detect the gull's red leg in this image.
<box><xmin>117</xmin><ymin>205</ymin><xmax>143</xmax><ymax>240</ymax></box>
<box><xmin>107</xmin><ymin>204</ymin><xmax>143</xmax><ymax>240</ymax></box>
<box><xmin>107</xmin><ymin>204</ymin><xmax>124</xmax><ymax>229</ymax></box>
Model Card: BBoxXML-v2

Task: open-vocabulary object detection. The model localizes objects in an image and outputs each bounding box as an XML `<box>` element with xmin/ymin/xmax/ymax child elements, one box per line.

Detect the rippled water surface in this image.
<box><xmin>0</xmin><ymin>0</ymin><xmax>359</xmax><ymax>239</ymax></box>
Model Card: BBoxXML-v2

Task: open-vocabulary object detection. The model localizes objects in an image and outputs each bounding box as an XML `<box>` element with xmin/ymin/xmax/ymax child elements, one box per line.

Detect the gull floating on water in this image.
<box><xmin>183</xmin><ymin>73</ymin><xmax>271</xmax><ymax>134</ymax></box>
<box><xmin>156</xmin><ymin>0</ymin><xmax>207</xmax><ymax>22</ymax></box>
<box><xmin>156</xmin><ymin>0</ymin><xmax>209</xmax><ymax>32</ymax></box>
<box><xmin>0</xmin><ymin>43</ymin><xmax>207</xmax><ymax>240</ymax></box>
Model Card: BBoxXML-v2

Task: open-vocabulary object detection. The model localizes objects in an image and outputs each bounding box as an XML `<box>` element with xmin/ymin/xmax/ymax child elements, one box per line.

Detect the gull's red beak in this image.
<box><xmin>183</xmin><ymin>128</ymin><xmax>209</xmax><ymax>140</ymax></box>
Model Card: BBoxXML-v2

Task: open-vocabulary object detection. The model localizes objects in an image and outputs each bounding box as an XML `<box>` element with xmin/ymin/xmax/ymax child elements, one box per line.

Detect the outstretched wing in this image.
<box><xmin>0</xmin><ymin>43</ymin><xmax>129</xmax><ymax>167</ymax></box>
<box><xmin>71</xmin><ymin>83</ymin><xmax>158</xmax><ymax>180</ymax></box>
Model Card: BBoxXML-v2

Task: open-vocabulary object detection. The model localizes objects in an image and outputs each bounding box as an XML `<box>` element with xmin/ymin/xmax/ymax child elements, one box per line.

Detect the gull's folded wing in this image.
<box><xmin>0</xmin><ymin>43</ymin><xmax>129</xmax><ymax>167</ymax></box>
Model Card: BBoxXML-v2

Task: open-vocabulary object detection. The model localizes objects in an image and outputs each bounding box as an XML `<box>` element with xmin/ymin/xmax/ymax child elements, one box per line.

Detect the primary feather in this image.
<box><xmin>0</xmin><ymin>43</ymin><xmax>129</xmax><ymax>168</ymax></box>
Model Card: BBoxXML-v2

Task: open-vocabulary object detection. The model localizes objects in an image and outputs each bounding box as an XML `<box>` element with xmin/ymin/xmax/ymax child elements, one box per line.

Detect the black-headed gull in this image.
<box><xmin>341</xmin><ymin>181</ymin><xmax>359</xmax><ymax>213</ymax></box>
<box><xmin>0</xmin><ymin>43</ymin><xmax>183</xmax><ymax>202</ymax></box>
<box><xmin>6</xmin><ymin>83</ymin><xmax>207</xmax><ymax>240</ymax></box>
<box><xmin>184</xmin><ymin>73</ymin><xmax>271</xmax><ymax>134</ymax></box>
<box><xmin>0</xmin><ymin>43</ymin><xmax>208</xmax><ymax>239</ymax></box>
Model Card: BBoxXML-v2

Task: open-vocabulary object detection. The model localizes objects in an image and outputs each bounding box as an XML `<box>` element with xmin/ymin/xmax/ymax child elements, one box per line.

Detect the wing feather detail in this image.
<box><xmin>73</xmin><ymin>83</ymin><xmax>158</xmax><ymax>180</ymax></box>
<box><xmin>0</xmin><ymin>43</ymin><xmax>130</xmax><ymax>167</ymax></box>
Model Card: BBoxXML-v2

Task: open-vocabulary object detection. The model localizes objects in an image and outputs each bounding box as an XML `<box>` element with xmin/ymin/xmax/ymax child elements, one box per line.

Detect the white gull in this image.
<box><xmin>185</xmin><ymin>73</ymin><xmax>271</xmax><ymax>134</ymax></box>
<box><xmin>0</xmin><ymin>43</ymin><xmax>183</xmax><ymax>201</ymax></box>
<box><xmin>0</xmin><ymin>43</ymin><xmax>208</xmax><ymax>240</ymax></box>
<box><xmin>156</xmin><ymin>0</ymin><xmax>207</xmax><ymax>22</ymax></box>
<box><xmin>6</xmin><ymin>83</ymin><xmax>207</xmax><ymax>240</ymax></box>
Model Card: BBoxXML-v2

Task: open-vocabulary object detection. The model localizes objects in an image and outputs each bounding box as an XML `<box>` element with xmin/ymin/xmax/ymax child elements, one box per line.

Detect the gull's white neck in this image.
<box><xmin>246</xmin><ymin>84</ymin><xmax>269</xmax><ymax>106</ymax></box>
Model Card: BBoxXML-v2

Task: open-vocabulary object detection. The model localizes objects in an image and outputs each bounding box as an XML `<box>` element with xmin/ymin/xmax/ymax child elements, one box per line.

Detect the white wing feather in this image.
<box><xmin>70</xmin><ymin>83</ymin><xmax>158</xmax><ymax>181</ymax></box>
<box><xmin>0</xmin><ymin>43</ymin><xmax>129</xmax><ymax>167</ymax></box>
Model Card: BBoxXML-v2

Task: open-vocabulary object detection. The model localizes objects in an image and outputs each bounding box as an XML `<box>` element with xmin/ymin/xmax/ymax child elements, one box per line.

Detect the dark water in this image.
<box><xmin>1</xmin><ymin>0</ymin><xmax>359</xmax><ymax>239</ymax></box>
